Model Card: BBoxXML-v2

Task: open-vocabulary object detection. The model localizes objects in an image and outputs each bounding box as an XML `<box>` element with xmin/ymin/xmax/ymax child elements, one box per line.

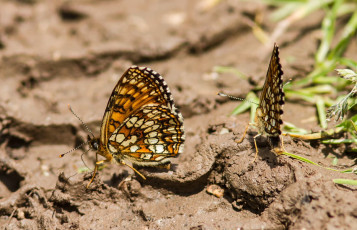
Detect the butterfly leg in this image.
<box><xmin>252</xmin><ymin>133</ymin><xmax>261</xmax><ymax>163</ymax></box>
<box><xmin>273</xmin><ymin>135</ymin><xmax>286</xmax><ymax>155</ymax></box>
<box><xmin>87</xmin><ymin>154</ymin><xmax>107</xmax><ymax>188</ymax></box>
<box><xmin>121</xmin><ymin>161</ymin><xmax>147</xmax><ymax>180</ymax></box>
<box><xmin>236</xmin><ymin>123</ymin><xmax>250</xmax><ymax>143</ymax></box>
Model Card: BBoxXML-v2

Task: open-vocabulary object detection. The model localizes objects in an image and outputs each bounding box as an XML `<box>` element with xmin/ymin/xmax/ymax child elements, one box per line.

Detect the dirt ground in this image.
<box><xmin>0</xmin><ymin>0</ymin><xmax>356</xmax><ymax>229</ymax></box>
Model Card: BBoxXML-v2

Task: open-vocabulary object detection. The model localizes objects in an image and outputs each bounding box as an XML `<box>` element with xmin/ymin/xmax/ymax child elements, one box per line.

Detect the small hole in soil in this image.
<box><xmin>0</xmin><ymin>39</ymin><xmax>5</xmax><ymax>49</ymax></box>
<box><xmin>7</xmin><ymin>136</ymin><xmax>30</xmax><ymax>149</ymax></box>
<box><xmin>58</xmin><ymin>5</ymin><xmax>87</xmax><ymax>21</ymax></box>
<box><xmin>20</xmin><ymin>77</ymin><xmax>38</xmax><ymax>89</ymax></box>
<box><xmin>0</xmin><ymin>168</ymin><xmax>24</xmax><ymax>192</ymax></box>
<box><xmin>176</xmin><ymin>85</ymin><xmax>183</xmax><ymax>92</ymax></box>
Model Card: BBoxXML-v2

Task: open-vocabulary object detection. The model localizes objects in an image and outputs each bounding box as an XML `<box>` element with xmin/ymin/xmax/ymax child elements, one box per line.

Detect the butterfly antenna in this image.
<box><xmin>68</xmin><ymin>104</ymin><xmax>95</xmax><ymax>139</ymax></box>
<box><xmin>59</xmin><ymin>140</ymin><xmax>88</xmax><ymax>158</ymax></box>
<box><xmin>217</xmin><ymin>92</ymin><xmax>259</xmax><ymax>105</ymax></box>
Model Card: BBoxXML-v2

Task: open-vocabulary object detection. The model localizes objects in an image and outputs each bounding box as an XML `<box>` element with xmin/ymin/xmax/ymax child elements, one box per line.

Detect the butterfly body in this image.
<box><xmin>87</xmin><ymin>66</ymin><xmax>184</xmax><ymax>187</ymax></box>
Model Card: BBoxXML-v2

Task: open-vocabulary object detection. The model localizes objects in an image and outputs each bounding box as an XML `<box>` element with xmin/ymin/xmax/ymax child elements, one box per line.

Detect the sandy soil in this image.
<box><xmin>0</xmin><ymin>0</ymin><xmax>356</xmax><ymax>229</ymax></box>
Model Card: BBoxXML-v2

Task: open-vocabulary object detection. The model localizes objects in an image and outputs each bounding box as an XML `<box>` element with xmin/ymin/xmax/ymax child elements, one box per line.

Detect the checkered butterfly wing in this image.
<box><xmin>99</xmin><ymin>66</ymin><xmax>184</xmax><ymax>166</ymax></box>
<box><xmin>255</xmin><ymin>44</ymin><xmax>285</xmax><ymax>137</ymax></box>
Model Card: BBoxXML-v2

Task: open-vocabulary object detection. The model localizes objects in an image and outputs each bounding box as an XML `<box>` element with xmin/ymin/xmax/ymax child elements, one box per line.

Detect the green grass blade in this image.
<box><xmin>230</xmin><ymin>92</ymin><xmax>258</xmax><ymax>116</ymax></box>
<box><xmin>282</xmin><ymin>151</ymin><xmax>357</xmax><ymax>174</ymax></box>
<box><xmin>340</xmin><ymin>10</ymin><xmax>357</xmax><ymax>41</ymax></box>
<box><xmin>333</xmin><ymin>179</ymin><xmax>357</xmax><ymax>186</ymax></box>
<box><xmin>249</xmin><ymin>93</ymin><xmax>259</xmax><ymax>122</ymax></box>
<box><xmin>339</xmin><ymin>58</ymin><xmax>357</xmax><ymax>69</ymax></box>
<box><xmin>231</xmin><ymin>99</ymin><xmax>251</xmax><ymax>116</ymax></box>
<box><xmin>315</xmin><ymin>0</ymin><xmax>342</xmax><ymax>64</ymax></box>
<box><xmin>300</xmin><ymin>84</ymin><xmax>336</xmax><ymax>95</ymax></box>
<box><xmin>316</xmin><ymin>96</ymin><xmax>327</xmax><ymax>128</ymax></box>
<box><xmin>214</xmin><ymin>66</ymin><xmax>248</xmax><ymax>80</ymax></box>
<box><xmin>283</xmin><ymin>121</ymin><xmax>308</xmax><ymax>134</ymax></box>
<box><xmin>322</xmin><ymin>139</ymin><xmax>357</xmax><ymax>144</ymax></box>
<box><xmin>285</xmin><ymin>90</ymin><xmax>316</xmax><ymax>103</ymax></box>
<box><xmin>332</xmin><ymin>157</ymin><xmax>338</xmax><ymax>166</ymax></box>
<box><xmin>327</xmin><ymin>10</ymin><xmax>357</xmax><ymax>61</ymax></box>
<box><xmin>270</xmin><ymin>2</ymin><xmax>303</xmax><ymax>21</ymax></box>
<box><xmin>77</xmin><ymin>167</ymin><xmax>91</xmax><ymax>173</ymax></box>
<box><xmin>336</xmin><ymin>114</ymin><xmax>357</xmax><ymax>129</ymax></box>
<box><xmin>281</xmin><ymin>151</ymin><xmax>320</xmax><ymax>166</ymax></box>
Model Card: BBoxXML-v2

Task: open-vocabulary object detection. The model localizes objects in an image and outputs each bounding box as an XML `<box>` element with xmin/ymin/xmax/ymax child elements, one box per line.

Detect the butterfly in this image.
<box><xmin>219</xmin><ymin>43</ymin><xmax>285</xmax><ymax>161</ymax></box>
<box><xmin>87</xmin><ymin>66</ymin><xmax>185</xmax><ymax>187</ymax></box>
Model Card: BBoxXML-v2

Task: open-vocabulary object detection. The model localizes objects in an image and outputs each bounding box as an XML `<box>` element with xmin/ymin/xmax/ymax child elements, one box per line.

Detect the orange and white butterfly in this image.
<box><xmin>87</xmin><ymin>66</ymin><xmax>185</xmax><ymax>187</ymax></box>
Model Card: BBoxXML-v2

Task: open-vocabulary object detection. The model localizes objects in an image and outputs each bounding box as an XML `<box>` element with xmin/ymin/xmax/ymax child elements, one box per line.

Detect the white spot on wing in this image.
<box><xmin>140</xmin><ymin>153</ymin><xmax>152</xmax><ymax>160</ymax></box>
<box><xmin>155</xmin><ymin>156</ymin><xmax>165</xmax><ymax>161</ymax></box>
<box><xmin>130</xmin><ymin>145</ymin><xmax>140</xmax><ymax>152</ymax></box>
<box><xmin>108</xmin><ymin>144</ymin><xmax>117</xmax><ymax>153</ymax></box>
<box><xmin>149</xmin><ymin>145</ymin><xmax>155</xmax><ymax>152</ymax></box>
<box><xmin>169</xmin><ymin>119</ymin><xmax>177</xmax><ymax>125</ymax></box>
<box><xmin>144</xmin><ymin>124</ymin><xmax>160</xmax><ymax>133</ymax></box>
<box><xmin>141</xmin><ymin>120</ymin><xmax>154</xmax><ymax>129</ymax></box>
<box><xmin>115</xmin><ymin>133</ymin><xmax>126</xmax><ymax>143</ymax></box>
<box><xmin>126</xmin><ymin>116</ymin><xmax>138</xmax><ymax>128</ymax></box>
<box><xmin>121</xmin><ymin>135</ymin><xmax>137</xmax><ymax>147</ymax></box>
<box><xmin>146</xmin><ymin>138</ymin><xmax>159</xmax><ymax>145</ymax></box>
<box><xmin>171</xmin><ymin>135</ymin><xmax>179</xmax><ymax>141</ymax></box>
<box><xmin>137</xmin><ymin>82</ymin><xmax>145</xmax><ymax>88</ymax></box>
<box><xmin>178</xmin><ymin>144</ymin><xmax>184</xmax><ymax>153</ymax></box>
<box><xmin>135</xmin><ymin>118</ymin><xmax>145</xmax><ymax>127</ymax></box>
<box><xmin>148</xmin><ymin>131</ymin><xmax>158</xmax><ymax>137</ymax></box>
<box><xmin>143</xmin><ymin>108</ymin><xmax>151</xmax><ymax>114</ymax></box>
<box><xmin>155</xmin><ymin>145</ymin><xmax>164</xmax><ymax>153</ymax></box>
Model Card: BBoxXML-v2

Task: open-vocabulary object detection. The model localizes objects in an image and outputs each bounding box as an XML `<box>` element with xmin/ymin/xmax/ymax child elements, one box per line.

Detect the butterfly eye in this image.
<box><xmin>88</xmin><ymin>136</ymin><xmax>99</xmax><ymax>150</ymax></box>
<box><xmin>92</xmin><ymin>141</ymin><xmax>99</xmax><ymax>150</ymax></box>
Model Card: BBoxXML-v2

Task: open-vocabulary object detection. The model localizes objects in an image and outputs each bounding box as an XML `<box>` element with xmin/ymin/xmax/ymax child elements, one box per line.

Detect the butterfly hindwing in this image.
<box><xmin>108</xmin><ymin>105</ymin><xmax>184</xmax><ymax>166</ymax></box>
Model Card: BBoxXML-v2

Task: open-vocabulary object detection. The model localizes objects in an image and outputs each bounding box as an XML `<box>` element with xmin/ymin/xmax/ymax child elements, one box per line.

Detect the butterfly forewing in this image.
<box><xmin>100</xmin><ymin>67</ymin><xmax>176</xmax><ymax>145</ymax></box>
<box><xmin>256</xmin><ymin>44</ymin><xmax>285</xmax><ymax>137</ymax></box>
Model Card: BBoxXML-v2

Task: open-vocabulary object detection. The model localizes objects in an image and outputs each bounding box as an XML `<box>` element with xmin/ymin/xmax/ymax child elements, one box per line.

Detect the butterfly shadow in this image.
<box><xmin>137</xmin><ymin>164</ymin><xmax>209</xmax><ymax>196</ymax></box>
<box><xmin>105</xmin><ymin>170</ymin><xmax>131</xmax><ymax>188</ymax></box>
<box><xmin>244</xmin><ymin>132</ymin><xmax>281</xmax><ymax>167</ymax></box>
<box><xmin>138</xmin><ymin>163</ymin><xmax>178</xmax><ymax>174</ymax></box>
<box><xmin>320</xmin><ymin>140</ymin><xmax>357</xmax><ymax>161</ymax></box>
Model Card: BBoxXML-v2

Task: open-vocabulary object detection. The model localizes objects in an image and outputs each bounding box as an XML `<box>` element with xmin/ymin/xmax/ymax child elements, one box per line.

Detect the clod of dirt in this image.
<box><xmin>202</xmin><ymin>124</ymin><xmax>296</xmax><ymax>213</ymax></box>
<box><xmin>265</xmin><ymin>178</ymin><xmax>357</xmax><ymax>229</ymax></box>
<box><xmin>0</xmin><ymin>185</ymin><xmax>48</xmax><ymax>228</ymax></box>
